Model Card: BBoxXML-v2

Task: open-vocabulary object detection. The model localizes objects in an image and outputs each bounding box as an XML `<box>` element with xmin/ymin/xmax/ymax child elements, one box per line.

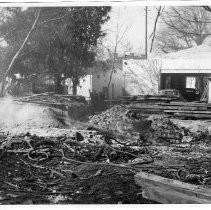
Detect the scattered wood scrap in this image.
<box><xmin>135</xmin><ymin>172</ymin><xmax>211</xmax><ymax>204</ymax></box>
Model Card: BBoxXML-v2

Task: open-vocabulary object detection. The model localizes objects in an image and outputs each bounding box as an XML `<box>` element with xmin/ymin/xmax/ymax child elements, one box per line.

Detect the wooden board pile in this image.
<box><xmin>105</xmin><ymin>94</ymin><xmax>211</xmax><ymax>119</ymax></box>
<box><xmin>15</xmin><ymin>92</ymin><xmax>86</xmax><ymax>109</ymax></box>
<box><xmin>105</xmin><ymin>94</ymin><xmax>180</xmax><ymax>106</ymax></box>
<box><xmin>121</xmin><ymin>94</ymin><xmax>180</xmax><ymax>104</ymax></box>
<box><xmin>13</xmin><ymin>92</ymin><xmax>90</xmax><ymax>120</ymax></box>
<box><xmin>128</xmin><ymin>101</ymin><xmax>211</xmax><ymax>119</ymax></box>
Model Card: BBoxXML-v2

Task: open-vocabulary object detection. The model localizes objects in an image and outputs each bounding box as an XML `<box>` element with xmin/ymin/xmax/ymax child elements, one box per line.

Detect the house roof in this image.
<box><xmin>161</xmin><ymin>59</ymin><xmax>211</xmax><ymax>74</ymax></box>
<box><xmin>159</xmin><ymin>45</ymin><xmax>211</xmax><ymax>74</ymax></box>
<box><xmin>123</xmin><ymin>45</ymin><xmax>211</xmax><ymax>75</ymax></box>
<box><xmin>160</xmin><ymin>44</ymin><xmax>211</xmax><ymax>60</ymax></box>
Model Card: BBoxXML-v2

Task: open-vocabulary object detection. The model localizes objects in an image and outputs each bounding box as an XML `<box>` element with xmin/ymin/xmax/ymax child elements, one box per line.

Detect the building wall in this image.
<box><xmin>66</xmin><ymin>75</ymin><xmax>92</xmax><ymax>98</ymax></box>
<box><xmin>66</xmin><ymin>70</ymin><xmax>125</xmax><ymax>100</ymax></box>
<box><xmin>92</xmin><ymin>69</ymin><xmax>125</xmax><ymax>99</ymax></box>
<box><xmin>123</xmin><ymin>59</ymin><xmax>161</xmax><ymax>95</ymax></box>
<box><xmin>77</xmin><ymin>75</ymin><xmax>92</xmax><ymax>98</ymax></box>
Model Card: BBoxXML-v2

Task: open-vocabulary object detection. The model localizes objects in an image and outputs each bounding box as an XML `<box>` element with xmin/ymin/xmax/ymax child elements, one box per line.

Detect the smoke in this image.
<box><xmin>0</xmin><ymin>98</ymin><xmax>33</xmax><ymax>124</ymax></box>
<box><xmin>0</xmin><ymin>98</ymin><xmax>66</xmax><ymax>129</ymax></box>
<box><xmin>0</xmin><ymin>98</ymin><xmax>88</xmax><ymax>136</ymax></box>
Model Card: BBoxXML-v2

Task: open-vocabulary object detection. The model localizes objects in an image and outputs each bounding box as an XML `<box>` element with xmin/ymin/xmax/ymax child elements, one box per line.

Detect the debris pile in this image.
<box><xmin>89</xmin><ymin>105</ymin><xmax>195</xmax><ymax>145</ymax></box>
<box><xmin>2</xmin><ymin>100</ymin><xmax>211</xmax><ymax>204</ymax></box>
<box><xmin>0</xmin><ymin>131</ymin><xmax>156</xmax><ymax>204</ymax></box>
<box><xmin>16</xmin><ymin>92</ymin><xmax>87</xmax><ymax>107</ymax></box>
<box><xmin>89</xmin><ymin>105</ymin><xmax>131</xmax><ymax>130</ymax></box>
<box><xmin>147</xmin><ymin>116</ymin><xmax>191</xmax><ymax>144</ymax></box>
<box><xmin>89</xmin><ymin>105</ymin><xmax>138</xmax><ymax>142</ymax></box>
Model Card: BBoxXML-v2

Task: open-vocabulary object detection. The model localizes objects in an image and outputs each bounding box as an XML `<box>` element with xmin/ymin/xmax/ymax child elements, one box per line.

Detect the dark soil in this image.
<box><xmin>0</xmin><ymin>135</ymin><xmax>156</xmax><ymax>204</ymax></box>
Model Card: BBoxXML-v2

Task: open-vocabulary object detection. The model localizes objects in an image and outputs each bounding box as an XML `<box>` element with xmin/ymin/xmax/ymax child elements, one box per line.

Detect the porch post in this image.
<box><xmin>208</xmin><ymin>78</ymin><xmax>211</xmax><ymax>104</ymax></box>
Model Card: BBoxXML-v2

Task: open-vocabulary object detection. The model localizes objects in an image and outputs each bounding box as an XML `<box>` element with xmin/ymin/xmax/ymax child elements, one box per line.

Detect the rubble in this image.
<box><xmin>89</xmin><ymin>105</ymin><xmax>195</xmax><ymax>145</ymax></box>
<box><xmin>89</xmin><ymin>105</ymin><xmax>138</xmax><ymax>142</ymax></box>
<box><xmin>1</xmin><ymin>101</ymin><xmax>211</xmax><ymax>204</ymax></box>
<box><xmin>0</xmin><ymin>132</ymin><xmax>156</xmax><ymax>204</ymax></box>
<box><xmin>88</xmin><ymin>105</ymin><xmax>211</xmax><ymax>186</ymax></box>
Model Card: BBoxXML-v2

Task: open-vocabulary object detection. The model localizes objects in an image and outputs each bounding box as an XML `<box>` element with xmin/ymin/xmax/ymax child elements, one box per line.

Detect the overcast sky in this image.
<box><xmin>102</xmin><ymin>6</ymin><xmax>158</xmax><ymax>56</ymax></box>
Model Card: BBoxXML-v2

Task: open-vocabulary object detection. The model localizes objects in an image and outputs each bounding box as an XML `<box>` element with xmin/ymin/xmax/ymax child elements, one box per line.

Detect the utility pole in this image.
<box><xmin>145</xmin><ymin>6</ymin><xmax>148</xmax><ymax>59</ymax></box>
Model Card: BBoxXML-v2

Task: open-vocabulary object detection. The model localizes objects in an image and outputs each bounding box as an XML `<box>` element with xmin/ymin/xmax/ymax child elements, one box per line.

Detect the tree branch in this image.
<box><xmin>203</xmin><ymin>6</ymin><xmax>211</xmax><ymax>13</ymax></box>
<box><xmin>150</xmin><ymin>6</ymin><xmax>163</xmax><ymax>53</ymax></box>
<box><xmin>38</xmin><ymin>14</ymin><xmax>68</xmax><ymax>25</ymax></box>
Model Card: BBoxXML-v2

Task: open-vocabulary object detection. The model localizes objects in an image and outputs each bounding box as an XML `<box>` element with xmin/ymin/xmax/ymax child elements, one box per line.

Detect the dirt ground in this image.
<box><xmin>1</xmin><ymin>102</ymin><xmax>211</xmax><ymax>204</ymax></box>
<box><xmin>0</xmin><ymin>98</ymin><xmax>88</xmax><ymax>136</ymax></box>
<box><xmin>0</xmin><ymin>134</ymin><xmax>156</xmax><ymax>204</ymax></box>
<box><xmin>0</xmin><ymin>155</ymin><xmax>154</xmax><ymax>204</ymax></box>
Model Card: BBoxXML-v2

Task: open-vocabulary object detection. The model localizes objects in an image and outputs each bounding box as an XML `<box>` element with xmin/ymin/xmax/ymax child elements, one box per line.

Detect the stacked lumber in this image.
<box><xmin>128</xmin><ymin>101</ymin><xmax>211</xmax><ymax>119</ymax></box>
<box><xmin>14</xmin><ymin>92</ymin><xmax>86</xmax><ymax>108</ymax></box>
<box><xmin>121</xmin><ymin>94</ymin><xmax>180</xmax><ymax>103</ymax></box>
<box><xmin>135</xmin><ymin>172</ymin><xmax>211</xmax><ymax>204</ymax></box>
<box><xmin>105</xmin><ymin>94</ymin><xmax>180</xmax><ymax>106</ymax></box>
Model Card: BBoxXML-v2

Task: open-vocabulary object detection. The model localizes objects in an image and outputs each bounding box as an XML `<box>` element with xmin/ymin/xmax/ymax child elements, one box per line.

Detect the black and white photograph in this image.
<box><xmin>1</xmin><ymin>0</ymin><xmax>211</xmax><ymax>205</ymax></box>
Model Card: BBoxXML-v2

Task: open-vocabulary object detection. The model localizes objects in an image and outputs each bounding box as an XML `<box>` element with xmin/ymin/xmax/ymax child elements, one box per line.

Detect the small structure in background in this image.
<box><xmin>159</xmin><ymin>44</ymin><xmax>211</xmax><ymax>102</ymax></box>
<box><xmin>122</xmin><ymin>44</ymin><xmax>211</xmax><ymax>103</ymax></box>
<box><xmin>72</xmin><ymin>53</ymin><xmax>128</xmax><ymax>102</ymax></box>
<box><xmin>6</xmin><ymin>45</ymin><xmax>211</xmax><ymax>104</ymax></box>
<box><xmin>91</xmin><ymin>54</ymin><xmax>125</xmax><ymax>100</ymax></box>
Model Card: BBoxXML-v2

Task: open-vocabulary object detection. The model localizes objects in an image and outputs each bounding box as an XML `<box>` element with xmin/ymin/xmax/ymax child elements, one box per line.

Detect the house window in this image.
<box><xmin>186</xmin><ymin>77</ymin><xmax>196</xmax><ymax>89</ymax></box>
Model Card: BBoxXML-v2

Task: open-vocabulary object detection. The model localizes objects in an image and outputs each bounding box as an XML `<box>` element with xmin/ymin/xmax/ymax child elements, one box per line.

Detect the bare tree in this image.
<box><xmin>155</xmin><ymin>6</ymin><xmax>211</xmax><ymax>54</ymax></box>
<box><xmin>97</xmin><ymin>8</ymin><xmax>131</xmax><ymax>99</ymax></box>
<box><xmin>150</xmin><ymin>6</ymin><xmax>164</xmax><ymax>53</ymax></box>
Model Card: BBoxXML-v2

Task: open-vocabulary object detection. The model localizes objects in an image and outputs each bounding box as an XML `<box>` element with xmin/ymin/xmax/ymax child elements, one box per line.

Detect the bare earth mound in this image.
<box><xmin>0</xmin><ymin>98</ymin><xmax>87</xmax><ymax>136</ymax></box>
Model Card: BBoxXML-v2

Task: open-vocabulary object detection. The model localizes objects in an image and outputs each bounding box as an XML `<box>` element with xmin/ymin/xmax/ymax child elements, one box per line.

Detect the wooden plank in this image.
<box><xmin>125</xmin><ymin>101</ymin><xmax>169</xmax><ymax>104</ymax></box>
<box><xmin>164</xmin><ymin>110</ymin><xmax>211</xmax><ymax>114</ymax></box>
<box><xmin>170</xmin><ymin>102</ymin><xmax>207</xmax><ymax>107</ymax></box>
<box><xmin>173</xmin><ymin>113</ymin><xmax>211</xmax><ymax>119</ymax></box>
<box><xmin>135</xmin><ymin>172</ymin><xmax>211</xmax><ymax>204</ymax></box>
<box><xmin>14</xmin><ymin>92</ymin><xmax>55</xmax><ymax>101</ymax></box>
<box><xmin>129</xmin><ymin>105</ymin><xmax>206</xmax><ymax>111</ymax></box>
<box><xmin>141</xmin><ymin>184</ymin><xmax>211</xmax><ymax>204</ymax></box>
<box><xmin>129</xmin><ymin>109</ymin><xmax>164</xmax><ymax>114</ymax></box>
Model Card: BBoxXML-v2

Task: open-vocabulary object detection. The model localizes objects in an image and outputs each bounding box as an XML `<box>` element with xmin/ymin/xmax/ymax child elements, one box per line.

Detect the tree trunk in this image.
<box><xmin>0</xmin><ymin>9</ymin><xmax>41</xmax><ymax>97</ymax></box>
<box><xmin>0</xmin><ymin>80</ymin><xmax>6</xmax><ymax>97</ymax></box>
<box><xmin>55</xmin><ymin>74</ymin><xmax>63</xmax><ymax>94</ymax></box>
<box><xmin>72</xmin><ymin>79</ymin><xmax>78</xmax><ymax>95</ymax></box>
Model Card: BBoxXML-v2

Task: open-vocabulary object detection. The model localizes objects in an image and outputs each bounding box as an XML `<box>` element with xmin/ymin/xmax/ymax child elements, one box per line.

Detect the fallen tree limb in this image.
<box><xmin>60</xmin><ymin>148</ymin><xmax>148</xmax><ymax>171</ymax></box>
<box><xmin>87</xmin><ymin>126</ymin><xmax>132</xmax><ymax>146</ymax></box>
<box><xmin>21</xmin><ymin>159</ymin><xmax>64</xmax><ymax>178</ymax></box>
<box><xmin>105</xmin><ymin>144</ymin><xmax>140</xmax><ymax>158</ymax></box>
